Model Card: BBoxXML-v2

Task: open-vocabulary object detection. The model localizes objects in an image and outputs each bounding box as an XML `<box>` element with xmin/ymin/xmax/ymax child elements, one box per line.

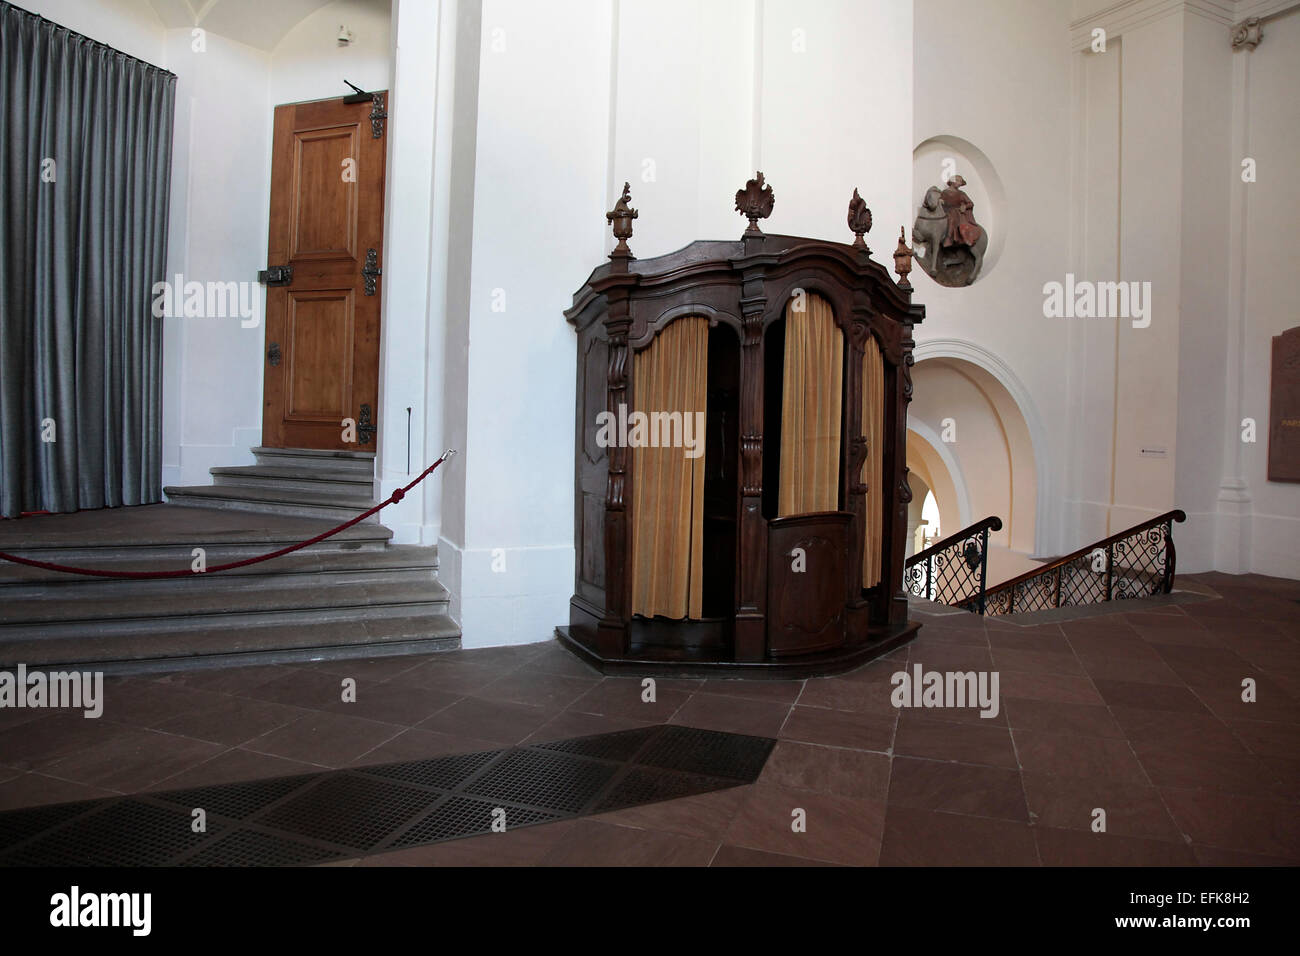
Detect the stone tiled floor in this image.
<box><xmin>1</xmin><ymin>571</ymin><xmax>1297</xmax><ymax>866</ymax></box>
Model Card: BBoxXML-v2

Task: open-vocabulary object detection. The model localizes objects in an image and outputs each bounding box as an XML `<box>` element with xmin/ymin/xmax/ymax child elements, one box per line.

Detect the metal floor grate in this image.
<box><xmin>154</xmin><ymin>774</ymin><xmax>315</xmax><ymax>821</ymax></box>
<box><xmin>0</xmin><ymin>799</ymin><xmax>103</xmax><ymax>853</ymax></box>
<box><xmin>594</xmin><ymin>765</ymin><xmax>729</xmax><ymax>813</ymax></box>
<box><xmin>3</xmin><ymin>799</ymin><xmax>225</xmax><ymax>867</ymax></box>
<box><xmin>383</xmin><ymin>795</ymin><xmax>562</xmax><ymax>851</ymax></box>
<box><xmin>463</xmin><ymin>748</ymin><xmax>619</xmax><ymax>815</ymax></box>
<box><xmin>0</xmin><ymin>723</ymin><xmax>774</xmax><ymax>866</ymax></box>
<box><xmin>177</xmin><ymin>827</ymin><xmax>343</xmax><ymax>868</ymax></box>
<box><xmin>256</xmin><ymin>773</ymin><xmax>440</xmax><ymax>852</ymax></box>
<box><xmin>536</xmin><ymin>726</ymin><xmax>659</xmax><ymax>761</ymax></box>
<box><xmin>358</xmin><ymin>750</ymin><xmax>498</xmax><ymax>791</ymax></box>
<box><xmin>635</xmin><ymin>725</ymin><xmax>776</xmax><ymax>780</ymax></box>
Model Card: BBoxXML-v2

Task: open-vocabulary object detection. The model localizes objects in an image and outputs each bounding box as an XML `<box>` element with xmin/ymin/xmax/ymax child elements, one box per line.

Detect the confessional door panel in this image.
<box><xmin>766</xmin><ymin>512</ymin><xmax>851</xmax><ymax>656</ymax></box>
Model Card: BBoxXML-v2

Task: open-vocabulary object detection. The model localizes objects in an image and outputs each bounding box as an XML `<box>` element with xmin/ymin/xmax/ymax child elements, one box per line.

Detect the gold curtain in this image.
<box><xmin>862</xmin><ymin>337</ymin><xmax>886</xmax><ymax>588</ymax></box>
<box><xmin>778</xmin><ymin>294</ymin><xmax>843</xmax><ymax>517</ymax></box>
<box><xmin>630</xmin><ymin>316</ymin><xmax>709</xmax><ymax>619</ymax></box>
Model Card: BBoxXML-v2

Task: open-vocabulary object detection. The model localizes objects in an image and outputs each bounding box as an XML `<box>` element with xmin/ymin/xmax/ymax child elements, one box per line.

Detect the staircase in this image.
<box><xmin>164</xmin><ymin>447</ymin><xmax>380</xmax><ymax>522</ymax></box>
<box><xmin>971</xmin><ymin>510</ymin><xmax>1186</xmax><ymax>615</ymax></box>
<box><xmin>0</xmin><ymin>449</ymin><xmax>461</xmax><ymax>669</ymax></box>
<box><xmin>907</xmin><ymin>510</ymin><xmax>1187</xmax><ymax>617</ymax></box>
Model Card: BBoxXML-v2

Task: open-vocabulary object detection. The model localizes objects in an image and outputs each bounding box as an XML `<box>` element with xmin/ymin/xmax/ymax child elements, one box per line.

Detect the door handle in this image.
<box><xmin>362</xmin><ymin>248</ymin><xmax>381</xmax><ymax>296</ymax></box>
<box><xmin>258</xmin><ymin>265</ymin><xmax>293</xmax><ymax>286</ymax></box>
<box><xmin>267</xmin><ymin>342</ymin><xmax>281</xmax><ymax>367</ymax></box>
<box><xmin>358</xmin><ymin>403</ymin><xmax>376</xmax><ymax>444</ymax></box>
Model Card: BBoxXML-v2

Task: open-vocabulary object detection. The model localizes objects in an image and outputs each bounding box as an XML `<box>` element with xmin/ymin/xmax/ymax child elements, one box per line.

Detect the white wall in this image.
<box><xmin>22</xmin><ymin>0</ymin><xmax>397</xmax><ymax>491</ymax></box>
<box><xmin>1236</xmin><ymin>4</ymin><xmax>1300</xmax><ymax>577</ymax></box>
<box><xmin>1112</xmin><ymin>15</ymin><xmax>1184</xmax><ymax>530</ymax></box>
<box><xmin>420</xmin><ymin>0</ymin><xmax>917</xmax><ymax>647</ymax></box>
<box><xmin>165</xmin><ymin>2</ymin><xmax>394</xmax><ymax>487</ymax></box>
<box><xmin>1174</xmin><ymin>11</ymin><xmax>1234</xmax><ymax>571</ymax></box>
<box><xmin>374</xmin><ymin>0</ymin><xmax>442</xmax><ymax>545</ymax></box>
<box><xmin>269</xmin><ymin>0</ymin><xmax>391</xmax><ymax>106</ymax></box>
<box><xmin>760</xmin><ymin>0</ymin><xmax>913</xmax><ymax>247</ymax></box>
<box><xmin>1067</xmin><ymin>0</ymin><xmax>1300</xmax><ymax>577</ymax></box>
<box><xmin>606</xmin><ymin>0</ymin><xmax>753</xmax><ymax>259</ymax></box>
<box><xmin>19</xmin><ymin>0</ymin><xmax>165</xmax><ymax>62</ymax></box>
<box><xmin>441</xmin><ymin>0</ymin><xmax>612</xmax><ymax>647</ymax></box>
<box><xmin>18</xmin><ymin>2</ymin><xmax>268</xmax><ymax>486</ymax></box>
<box><xmin>915</xmin><ymin>0</ymin><xmax>1300</xmax><ymax>579</ymax></box>
<box><xmin>913</xmin><ymin>0</ymin><xmax>1072</xmax><ymax>558</ymax></box>
<box><xmin>1070</xmin><ymin>26</ymin><xmax>1122</xmax><ymax>550</ymax></box>
<box><xmin>162</xmin><ymin>30</ymin><xmax>271</xmax><ymax>486</ymax></box>
<box><xmin>21</xmin><ymin>0</ymin><xmax>1299</xmax><ymax>660</ymax></box>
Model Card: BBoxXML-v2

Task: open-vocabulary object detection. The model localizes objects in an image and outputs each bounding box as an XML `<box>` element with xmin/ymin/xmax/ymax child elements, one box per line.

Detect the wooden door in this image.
<box><xmin>765</xmin><ymin>512</ymin><xmax>851</xmax><ymax>656</ymax></box>
<box><xmin>261</xmin><ymin>94</ymin><xmax>387</xmax><ymax>450</ymax></box>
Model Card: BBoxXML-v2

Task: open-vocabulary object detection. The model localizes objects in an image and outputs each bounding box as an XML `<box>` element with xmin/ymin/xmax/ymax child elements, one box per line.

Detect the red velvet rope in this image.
<box><xmin>0</xmin><ymin>451</ymin><xmax>456</xmax><ymax>580</ymax></box>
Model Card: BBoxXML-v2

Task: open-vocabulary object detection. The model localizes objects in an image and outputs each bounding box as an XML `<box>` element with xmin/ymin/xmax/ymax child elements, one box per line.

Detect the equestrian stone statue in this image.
<box><xmin>912</xmin><ymin>175</ymin><xmax>988</xmax><ymax>287</ymax></box>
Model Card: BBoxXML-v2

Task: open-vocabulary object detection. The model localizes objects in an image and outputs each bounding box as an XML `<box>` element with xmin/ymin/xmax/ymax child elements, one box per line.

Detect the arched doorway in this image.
<box><xmin>907</xmin><ymin>422</ymin><xmax>970</xmax><ymax>556</ymax></box>
<box><xmin>906</xmin><ymin>350</ymin><xmax>1045</xmax><ymax>581</ymax></box>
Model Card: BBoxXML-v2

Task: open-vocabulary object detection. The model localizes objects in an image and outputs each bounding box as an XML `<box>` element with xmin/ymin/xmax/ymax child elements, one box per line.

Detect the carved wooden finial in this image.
<box><xmin>606</xmin><ymin>182</ymin><xmax>638</xmax><ymax>258</ymax></box>
<box><xmin>735</xmin><ymin>172</ymin><xmax>774</xmax><ymax>236</ymax></box>
<box><xmin>893</xmin><ymin>227</ymin><xmax>914</xmax><ymax>290</ymax></box>
<box><xmin>847</xmin><ymin>187</ymin><xmax>873</xmax><ymax>252</ymax></box>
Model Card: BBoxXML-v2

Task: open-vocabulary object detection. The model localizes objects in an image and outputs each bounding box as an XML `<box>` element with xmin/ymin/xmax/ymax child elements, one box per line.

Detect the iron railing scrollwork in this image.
<box><xmin>904</xmin><ymin>516</ymin><xmax>1003</xmax><ymax>615</ymax></box>
<box><xmin>961</xmin><ymin>510</ymin><xmax>1186</xmax><ymax>616</ymax></box>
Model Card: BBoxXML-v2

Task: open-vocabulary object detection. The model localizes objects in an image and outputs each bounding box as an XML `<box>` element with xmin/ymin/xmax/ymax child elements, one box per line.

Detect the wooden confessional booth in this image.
<box><xmin>556</xmin><ymin>175</ymin><xmax>925</xmax><ymax>677</ymax></box>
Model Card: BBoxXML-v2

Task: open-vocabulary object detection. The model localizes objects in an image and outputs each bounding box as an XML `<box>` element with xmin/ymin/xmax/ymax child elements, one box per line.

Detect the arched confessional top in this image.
<box><xmin>557</xmin><ymin>175</ymin><xmax>925</xmax><ymax>677</ymax></box>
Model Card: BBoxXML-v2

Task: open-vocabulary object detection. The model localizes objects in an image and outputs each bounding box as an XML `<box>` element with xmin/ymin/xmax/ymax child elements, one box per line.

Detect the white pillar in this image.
<box><xmin>376</xmin><ymin>0</ymin><xmax>445</xmax><ymax>545</ymax></box>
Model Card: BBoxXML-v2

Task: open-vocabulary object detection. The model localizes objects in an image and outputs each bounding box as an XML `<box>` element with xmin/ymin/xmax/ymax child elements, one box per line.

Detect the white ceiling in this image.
<box><xmin>147</xmin><ymin>0</ymin><xmax>340</xmax><ymax>51</ymax></box>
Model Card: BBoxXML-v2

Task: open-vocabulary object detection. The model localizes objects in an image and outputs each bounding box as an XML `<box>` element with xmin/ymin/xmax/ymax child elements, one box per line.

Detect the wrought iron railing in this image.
<box><xmin>904</xmin><ymin>516</ymin><xmax>1003</xmax><ymax>615</ymax></box>
<box><xmin>958</xmin><ymin>510</ymin><xmax>1186</xmax><ymax>616</ymax></box>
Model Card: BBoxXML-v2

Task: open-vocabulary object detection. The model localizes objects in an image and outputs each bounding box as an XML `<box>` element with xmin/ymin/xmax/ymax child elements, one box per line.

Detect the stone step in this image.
<box><xmin>0</xmin><ymin>502</ymin><xmax>461</xmax><ymax>670</ymax></box>
<box><xmin>163</xmin><ymin>483</ymin><xmax>381</xmax><ymax>522</ymax></box>
<box><xmin>251</xmin><ymin>446</ymin><xmax>376</xmax><ymax>477</ymax></box>
<box><xmin>0</xmin><ymin>578</ymin><xmax>451</xmax><ymax>636</ymax></box>
<box><xmin>0</xmin><ymin>544</ymin><xmax>439</xmax><ymax>595</ymax></box>
<box><xmin>0</xmin><ymin>517</ymin><xmax>393</xmax><ymax>566</ymax></box>
<box><xmin>210</xmin><ymin>464</ymin><xmax>376</xmax><ymax>496</ymax></box>
<box><xmin>2</xmin><ymin>612</ymin><xmax>461</xmax><ymax>670</ymax></box>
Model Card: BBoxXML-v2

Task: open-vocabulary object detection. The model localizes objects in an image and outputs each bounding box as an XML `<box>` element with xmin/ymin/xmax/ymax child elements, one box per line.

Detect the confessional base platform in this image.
<box><xmin>555</xmin><ymin>619</ymin><xmax>920</xmax><ymax>680</ymax></box>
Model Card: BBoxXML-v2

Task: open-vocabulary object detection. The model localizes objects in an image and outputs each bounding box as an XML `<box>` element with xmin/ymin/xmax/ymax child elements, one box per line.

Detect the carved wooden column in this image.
<box><xmin>875</xmin><ymin>232</ymin><xmax>919</xmax><ymax>626</ymax></box>
<box><xmin>735</xmin><ymin>265</ymin><xmax>768</xmax><ymax>661</ymax></box>
<box><xmin>844</xmin><ymin>302</ymin><xmax>871</xmax><ymax>637</ymax></box>
<box><xmin>597</xmin><ymin>292</ymin><xmax>631</xmax><ymax>656</ymax></box>
<box><xmin>886</xmin><ymin>321</ymin><xmax>917</xmax><ymax>624</ymax></box>
<box><xmin>889</xmin><ymin>236</ymin><xmax>921</xmax><ymax>624</ymax></box>
<box><xmin>733</xmin><ymin>173</ymin><xmax>775</xmax><ymax>661</ymax></box>
<box><xmin>843</xmin><ymin>190</ymin><xmax>875</xmax><ymax>639</ymax></box>
<box><xmin>596</xmin><ymin>184</ymin><xmax>639</xmax><ymax>657</ymax></box>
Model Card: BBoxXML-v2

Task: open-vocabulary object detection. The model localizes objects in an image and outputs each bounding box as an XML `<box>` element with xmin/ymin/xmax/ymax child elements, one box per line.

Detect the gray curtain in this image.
<box><xmin>0</xmin><ymin>1</ymin><xmax>174</xmax><ymax>517</ymax></box>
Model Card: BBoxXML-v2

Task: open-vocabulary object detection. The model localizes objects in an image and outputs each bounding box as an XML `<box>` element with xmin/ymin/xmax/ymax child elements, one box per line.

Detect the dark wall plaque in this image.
<box><xmin>1268</xmin><ymin>326</ymin><xmax>1300</xmax><ymax>483</ymax></box>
